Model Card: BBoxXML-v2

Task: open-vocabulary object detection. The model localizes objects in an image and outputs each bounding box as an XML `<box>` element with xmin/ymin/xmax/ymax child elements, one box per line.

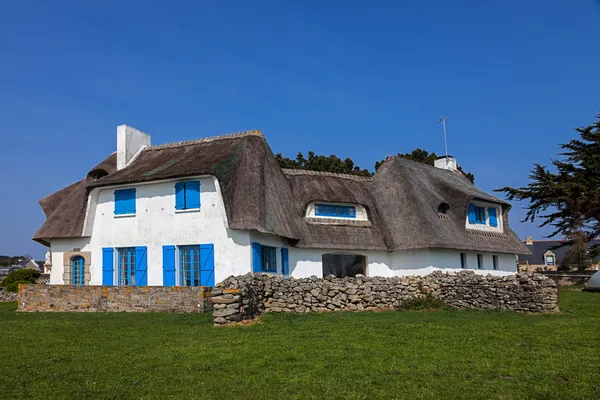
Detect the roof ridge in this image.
<box><xmin>282</xmin><ymin>168</ymin><xmax>373</xmax><ymax>181</ymax></box>
<box><xmin>148</xmin><ymin>130</ymin><xmax>263</xmax><ymax>150</ymax></box>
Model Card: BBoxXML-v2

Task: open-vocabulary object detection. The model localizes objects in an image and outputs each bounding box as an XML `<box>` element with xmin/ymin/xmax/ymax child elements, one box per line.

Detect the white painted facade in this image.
<box><xmin>47</xmin><ymin>173</ymin><xmax>517</xmax><ymax>285</ymax></box>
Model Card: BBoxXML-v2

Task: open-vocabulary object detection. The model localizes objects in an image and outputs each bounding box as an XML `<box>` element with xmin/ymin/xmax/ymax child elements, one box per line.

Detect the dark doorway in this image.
<box><xmin>322</xmin><ymin>254</ymin><xmax>366</xmax><ymax>278</ymax></box>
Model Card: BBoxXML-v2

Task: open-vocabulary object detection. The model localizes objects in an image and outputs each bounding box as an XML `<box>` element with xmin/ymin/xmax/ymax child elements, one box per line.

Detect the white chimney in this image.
<box><xmin>117</xmin><ymin>125</ymin><xmax>151</xmax><ymax>170</ymax></box>
<box><xmin>434</xmin><ymin>155</ymin><xmax>458</xmax><ymax>172</ymax></box>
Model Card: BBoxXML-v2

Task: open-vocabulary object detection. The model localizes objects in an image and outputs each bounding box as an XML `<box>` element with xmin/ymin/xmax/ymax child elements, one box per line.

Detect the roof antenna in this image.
<box><xmin>437</xmin><ymin>116</ymin><xmax>449</xmax><ymax>165</ymax></box>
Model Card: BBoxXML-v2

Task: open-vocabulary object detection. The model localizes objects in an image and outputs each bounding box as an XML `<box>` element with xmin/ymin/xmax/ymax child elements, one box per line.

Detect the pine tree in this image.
<box><xmin>497</xmin><ymin>113</ymin><xmax>600</xmax><ymax>256</ymax></box>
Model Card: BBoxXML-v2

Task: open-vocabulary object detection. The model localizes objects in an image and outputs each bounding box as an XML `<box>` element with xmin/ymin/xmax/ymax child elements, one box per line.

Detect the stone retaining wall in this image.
<box><xmin>212</xmin><ymin>271</ymin><xmax>559</xmax><ymax>325</ymax></box>
<box><xmin>0</xmin><ymin>288</ymin><xmax>17</xmax><ymax>302</ymax></box>
<box><xmin>18</xmin><ymin>285</ymin><xmax>212</xmax><ymax>313</ymax></box>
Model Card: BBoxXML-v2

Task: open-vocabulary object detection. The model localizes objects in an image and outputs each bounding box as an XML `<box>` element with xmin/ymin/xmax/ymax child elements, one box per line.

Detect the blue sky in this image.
<box><xmin>1</xmin><ymin>1</ymin><xmax>599</xmax><ymax>258</ymax></box>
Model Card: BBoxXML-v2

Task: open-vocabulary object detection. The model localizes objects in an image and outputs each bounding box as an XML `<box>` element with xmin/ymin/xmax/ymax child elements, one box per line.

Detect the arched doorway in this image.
<box><xmin>71</xmin><ymin>256</ymin><xmax>85</xmax><ymax>285</ymax></box>
<box><xmin>322</xmin><ymin>253</ymin><xmax>366</xmax><ymax>278</ymax></box>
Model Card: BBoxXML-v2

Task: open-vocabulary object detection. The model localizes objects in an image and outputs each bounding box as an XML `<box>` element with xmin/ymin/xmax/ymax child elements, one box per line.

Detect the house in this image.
<box><xmin>518</xmin><ymin>237</ymin><xmax>600</xmax><ymax>272</ymax></box>
<box><xmin>33</xmin><ymin>125</ymin><xmax>529</xmax><ymax>287</ymax></box>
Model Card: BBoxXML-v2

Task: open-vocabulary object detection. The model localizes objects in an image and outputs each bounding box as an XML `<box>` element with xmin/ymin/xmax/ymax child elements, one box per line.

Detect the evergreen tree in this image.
<box><xmin>497</xmin><ymin>113</ymin><xmax>600</xmax><ymax>256</ymax></box>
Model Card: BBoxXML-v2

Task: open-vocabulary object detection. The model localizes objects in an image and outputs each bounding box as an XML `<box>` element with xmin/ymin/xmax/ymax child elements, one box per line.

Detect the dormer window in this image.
<box><xmin>315</xmin><ymin>204</ymin><xmax>356</xmax><ymax>218</ymax></box>
<box><xmin>466</xmin><ymin>202</ymin><xmax>502</xmax><ymax>231</ymax></box>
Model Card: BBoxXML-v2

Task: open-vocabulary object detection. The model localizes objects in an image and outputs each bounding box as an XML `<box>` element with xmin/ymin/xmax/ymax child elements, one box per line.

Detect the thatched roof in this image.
<box><xmin>34</xmin><ymin>130</ymin><xmax>529</xmax><ymax>255</ymax></box>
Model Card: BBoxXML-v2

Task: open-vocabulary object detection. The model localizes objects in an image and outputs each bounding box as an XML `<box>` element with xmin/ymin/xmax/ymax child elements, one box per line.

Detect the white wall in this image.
<box><xmin>48</xmin><ymin>237</ymin><xmax>91</xmax><ymax>284</ymax></box>
<box><xmin>50</xmin><ymin>175</ymin><xmax>251</xmax><ymax>285</ymax></box>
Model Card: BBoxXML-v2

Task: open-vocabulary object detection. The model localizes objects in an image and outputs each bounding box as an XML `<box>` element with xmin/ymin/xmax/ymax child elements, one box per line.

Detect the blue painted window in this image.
<box><xmin>162</xmin><ymin>245</ymin><xmax>176</xmax><ymax>286</ymax></box>
<box><xmin>468</xmin><ymin>204</ymin><xmax>486</xmax><ymax>225</ymax></box>
<box><xmin>118</xmin><ymin>247</ymin><xmax>136</xmax><ymax>286</ymax></box>
<box><xmin>102</xmin><ymin>248</ymin><xmax>114</xmax><ymax>285</ymax></box>
<box><xmin>180</xmin><ymin>245</ymin><xmax>201</xmax><ymax>286</ymax></box>
<box><xmin>251</xmin><ymin>243</ymin><xmax>277</xmax><ymax>272</ymax></box>
<box><xmin>71</xmin><ymin>256</ymin><xmax>85</xmax><ymax>285</ymax></box>
<box><xmin>314</xmin><ymin>204</ymin><xmax>356</xmax><ymax>218</ymax></box>
<box><xmin>175</xmin><ymin>181</ymin><xmax>201</xmax><ymax>210</ymax></box>
<box><xmin>114</xmin><ymin>188</ymin><xmax>136</xmax><ymax>215</ymax></box>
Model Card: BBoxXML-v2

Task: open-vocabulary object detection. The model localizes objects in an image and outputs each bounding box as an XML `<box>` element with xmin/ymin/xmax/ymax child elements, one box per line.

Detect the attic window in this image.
<box><xmin>314</xmin><ymin>204</ymin><xmax>356</xmax><ymax>218</ymax></box>
<box><xmin>88</xmin><ymin>169</ymin><xmax>108</xmax><ymax>181</ymax></box>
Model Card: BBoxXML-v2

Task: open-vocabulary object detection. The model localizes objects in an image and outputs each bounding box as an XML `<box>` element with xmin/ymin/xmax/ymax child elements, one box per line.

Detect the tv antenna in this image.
<box><xmin>437</xmin><ymin>116</ymin><xmax>449</xmax><ymax>162</ymax></box>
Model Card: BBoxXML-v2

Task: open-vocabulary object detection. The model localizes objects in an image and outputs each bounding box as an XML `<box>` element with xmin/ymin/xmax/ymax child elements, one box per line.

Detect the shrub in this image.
<box><xmin>0</xmin><ymin>269</ymin><xmax>41</xmax><ymax>292</ymax></box>
<box><xmin>399</xmin><ymin>294</ymin><xmax>448</xmax><ymax>311</ymax></box>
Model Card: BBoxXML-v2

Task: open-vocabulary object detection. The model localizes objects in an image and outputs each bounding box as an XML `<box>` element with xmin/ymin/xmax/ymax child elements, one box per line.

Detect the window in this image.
<box><xmin>179</xmin><ymin>245</ymin><xmax>201</xmax><ymax>286</ymax></box>
<box><xmin>261</xmin><ymin>246</ymin><xmax>277</xmax><ymax>272</ymax></box>
<box><xmin>477</xmin><ymin>254</ymin><xmax>484</xmax><ymax>270</ymax></box>
<box><xmin>71</xmin><ymin>256</ymin><xmax>85</xmax><ymax>285</ymax></box>
<box><xmin>545</xmin><ymin>255</ymin><xmax>555</xmax><ymax>266</ymax></box>
<box><xmin>175</xmin><ymin>181</ymin><xmax>200</xmax><ymax>210</ymax></box>
<box><xmin>252</xmin><ymin>243</ymin><xmax>277</xmax><ymax>273</ymax></box>
<box><xmin>118</xmin><ymin>247</ymin><xmax>136</xmax><ymax>286</ymax></box>
<box><xmin>488</xmin><ymin>208</ymin><xmax>498</xmax><ymax>227</ymax></box>
<box><xmin>460</xmin><ymin>253</ymin><xmax>467</xmax><ymax>269</ymax></box>
<box><xmin>315</xmin><ymin>204</ymin><xmax>356</xmax><ymax>218</ymax></box>
<box><xmin>468</xmin><ymin>204</ymin><xmax>486</xmax><ymax>224</ymax></box>
<box><xmin>114</xmin><ymin>188</ymin><xmax>136</xmax><ymax>215</ymax></box>
<box><xmin>493</xmin><ymin>255</ymin><xmax>499</xmax><ymax>270</ymax></box>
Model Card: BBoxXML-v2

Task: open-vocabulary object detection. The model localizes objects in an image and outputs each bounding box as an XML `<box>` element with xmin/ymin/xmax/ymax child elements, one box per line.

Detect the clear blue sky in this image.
<box><xmin>1</xmin><ymin>1</ymin><xmax>599</xmax><ymax>258</ymax></box>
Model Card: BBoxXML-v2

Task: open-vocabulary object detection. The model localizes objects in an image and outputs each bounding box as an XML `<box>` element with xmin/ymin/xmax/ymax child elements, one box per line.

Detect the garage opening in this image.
<box><xmin>322</xmin><ymin>253</ymin><xmax>366</xmax><ymax>278</ymax></box>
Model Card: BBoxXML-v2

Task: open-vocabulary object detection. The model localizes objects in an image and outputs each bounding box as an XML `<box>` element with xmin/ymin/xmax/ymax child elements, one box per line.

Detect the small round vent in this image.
<box><xmin>437</xmin><ymin>202</ymin><xmax>450</xmax><ymax>214</ymax></box>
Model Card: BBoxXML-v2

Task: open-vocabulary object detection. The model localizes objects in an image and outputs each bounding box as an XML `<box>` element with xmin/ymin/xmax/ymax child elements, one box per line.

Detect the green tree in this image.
<box><xmin>274</xmin><ymin>152</ymin><xmax>371</xmax><ymax>177</ymax></box>
<box><xmin>560</xmin><ymin>231</ymin><xmax>593</xmax><ymax>271</ymax></box>
<box><xmin>374</xmin><ymin>149</ymin><xmax>475</xmax><ymax>183</ymax></box>
<box><xmin>497</xmin><ymin>113</ymin><xmax>600</xmax><ymax>256</ymax></box>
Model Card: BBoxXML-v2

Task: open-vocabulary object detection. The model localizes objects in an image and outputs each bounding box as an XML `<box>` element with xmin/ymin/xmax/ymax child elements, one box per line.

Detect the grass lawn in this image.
<box><xmin>0</xmin><ymin>288</ymin><xmax>598</xmax><ymax>400</ymax></box>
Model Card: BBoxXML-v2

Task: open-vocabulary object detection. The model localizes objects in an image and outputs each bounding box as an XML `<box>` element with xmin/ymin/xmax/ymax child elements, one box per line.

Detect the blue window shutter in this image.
<box><xmin>102</xmin><ymin>247</ymin><xmax>114</xmax><ymax>285</ymax></box>
<box><xmin>468</xmin><ymin>204</ymin><xmax>477</xmax><ymax>224</ymax></box>
<box><xmin>488</xmin><ymin>208</ymin><xmax>498</xmax><ymax>227</ymax></box>
<box><xmin>200</xmin><ymin>244</ymin><xmax>215</xmax><ymax>287</ymax></box>
<box><xmin>186</xmin><ymin>181</ymin><xmax>201</xmax><ymax>209</ymax></box>
<box><xmin>175</xmin><ymin>182</ymin><xmax>185</xmax><ymax>210</ymax></box>
<box><xmin>162</xmin><ymin>245</ymin><xmax>176</xmax><ymax>286</ymax></box>
<box><xmin>115</xmin><ymin>189</ymin><xmax>136</xmax><ymax>215</ymax></box>
<box><xmin>252</xmin><ymin>242</ymin><xmax>262</xmax><ymax>272</ymax></box>
<box><xmin>135</xmin><ymin>246</ymin><xmax>147</xmax><ymax>286</ymax></box>
<box><xmin>281</xmin><ymin>248</ymin><xmax>289</xmax><ymax>275</ymax></box>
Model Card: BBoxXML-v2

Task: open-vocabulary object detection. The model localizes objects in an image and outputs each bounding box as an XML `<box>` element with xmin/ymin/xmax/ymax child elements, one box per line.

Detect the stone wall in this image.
<box><xmin>538</xmin><ymin>271</ymin><xmax>596</xmax><ymax>287</ymax></box>
<box><xmin>0</xmin><ymin>288</ymin><xmax>17</xmax><ymax>302</ymax></box>
<box><xmin>18</xmin><ymin>285</ymin><xmax>212</xmax><ymax>313</ymax></box>
<box><xmin>212</xmin><ymin>271</ymin><xmax>559</xmax><ymax>325</ymax></box>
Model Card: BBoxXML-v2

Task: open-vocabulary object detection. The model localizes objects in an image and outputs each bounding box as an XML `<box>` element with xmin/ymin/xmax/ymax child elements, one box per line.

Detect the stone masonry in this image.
<box><xmin>18</xmin><ymin>284</ymin><xmax>212</xmax><ymax>313</ymax></box>
<box><xmin>212</xmin><ymin>271</ymin><xmax>559</xmax><ymax>325</ymax></box>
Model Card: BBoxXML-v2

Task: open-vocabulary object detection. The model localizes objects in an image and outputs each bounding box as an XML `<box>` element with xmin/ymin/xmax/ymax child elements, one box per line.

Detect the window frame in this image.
<box><xmin>460</xmin><ymin>253</ymin><xmax>467</xmax><ymax>269</ymax></box>
<box><xmin>493</xmin><ymin>255</ymin><xmax>499</xmax><ymax>270</ymax></box>
<box><xmin>71</xmin><ymin>256</ymin><xmax>85</xmax><ymax>285</ymax></box>
<box><xmin>117</xmin><ymin>247</ymin><xmax>136</xmax><ymax>286</ymax></box>
<box><xmin>114</xmin><ymin>188</ymin><xmax>136</xmax><ymax>215</ymax></box>
<box><xmin>260</xmin><ymin>245</ymin><xmax>277</xmax><ymax>273</ymax></box>
<box><xmin>545</xmin><ymin>255</ymin><xmax>555</xmax><ymax>266</ymax></box>
<box><xmin>179</xmin><ymin>245</ymin><xmax>202</xmax><ymax>286</ymax></box>
<box><xmin>175</xmin><ymin>181</ymin><xmax>201</xmax><ymax>211</ymax></box>
<box><xmin>477</xmin><ymin>254</ymin><xmax>484</xmax><ymax>270</ymax></box>
<box><xmin>314</xmin><ymin>203</ymin><xmax>356</xmax><ymax>219</ymax></box>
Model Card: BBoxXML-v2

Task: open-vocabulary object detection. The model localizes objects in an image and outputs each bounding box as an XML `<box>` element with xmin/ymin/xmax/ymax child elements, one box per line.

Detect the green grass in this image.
<box><xmin>0</xmin><ymin>289</ymin><xmax>599</xmax><ymax>400</ymax></box>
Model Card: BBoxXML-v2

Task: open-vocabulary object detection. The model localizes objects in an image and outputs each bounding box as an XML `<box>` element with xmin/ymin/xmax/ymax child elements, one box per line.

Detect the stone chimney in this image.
<box><xmin>525</xmin><ymin>236</ymin><xmax>533</xmax><ymax>246</ymax></box>
<box><xmin>434</xmin><ymin>156</ymin><xmax>458</xmax><ymax>172</ymax></box>
<box><xmin>117</xmin><ymin>125</ymin><xmax>151</xmax><ymax>170</ymax></box>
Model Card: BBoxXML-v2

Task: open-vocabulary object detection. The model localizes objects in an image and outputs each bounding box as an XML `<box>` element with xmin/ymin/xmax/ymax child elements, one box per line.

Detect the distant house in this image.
<box><xmin>33</xmin><ymin>125</ymin><xmax>529</xmax><ymax>288</ymax></box>
<box><xmin>518</xmin><ymin>236</ymin><xmax>600</xmax><ymax>271</ymax></box>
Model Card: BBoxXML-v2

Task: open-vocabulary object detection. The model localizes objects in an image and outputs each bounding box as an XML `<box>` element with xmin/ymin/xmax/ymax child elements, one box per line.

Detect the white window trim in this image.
<box><xmin>466</xmin><ymin>200</ymin><xmax>503</xmax><ymax>233</ymax></box>
<box><xmin>305</xmin><ymin>201</ymin><xmax>368</xmax><ymax>221</ymax></box>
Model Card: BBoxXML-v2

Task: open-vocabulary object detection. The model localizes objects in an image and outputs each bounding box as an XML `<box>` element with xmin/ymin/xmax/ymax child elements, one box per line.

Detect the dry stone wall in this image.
<box><xmin>18</xmin><ymin>285</ymin><xmax>212</xmax><ymax>313</ymax></box>
<box><xmin>0</xmin><ymin>288</ymin><xmax>17</xmax><ymax>302</ymax></box>
<box><xmin>212</xmin><ymin>271</ymin><xmax>559</xmax><ymax>325</ymax></box>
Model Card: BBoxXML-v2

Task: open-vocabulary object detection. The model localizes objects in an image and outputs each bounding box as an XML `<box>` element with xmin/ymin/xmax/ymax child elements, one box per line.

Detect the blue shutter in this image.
<box><xmin>200</xmin><ymin>244</ymin><xmax>215</xmax><ymax>287</ymax></box>
<box><xmin>102</xmin><ymin>247</ymin><xmax>114</xmax><ymax>285</ymax></box>
<box><xmin>252</xmin><ymin>242</ymin><xmax>262</xmax><ymax>272</ymax></box>
<box><xmin>115</xmin><ymin>189</ymin><xmax>136</xmax><ymax>215</ymax></box>
<box><xmin>175</xmin><ymin>182</ymin><xmax>185</xmax><ymax>210</ymax></box>
<box><xmin>135</xmin><ymin>246</ymin><xmax>148</xmax><ymax>286</ymax></box>
<box><xmin>186</xmin><ymin>181</ymin><xmax>201</xmax><ymax>209</ymax></box>
<box><xmin>488</xmin><ymin>208</ymin><xmax>498</xmax><ymax>227</ymax></box>
<box><xmin>162</xmin><ymin>245</ymin><xmax>176</xmax><ymax>286</ymax></box>
<box><xmin>468</xmin><ymin>204</ymin><xmax>477</xmax><ymax>224</ymax></box>
<box><xmin>281</xmin><ymin>248</ymin><xmax>289</xmax><ymax>275</ymax></box>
